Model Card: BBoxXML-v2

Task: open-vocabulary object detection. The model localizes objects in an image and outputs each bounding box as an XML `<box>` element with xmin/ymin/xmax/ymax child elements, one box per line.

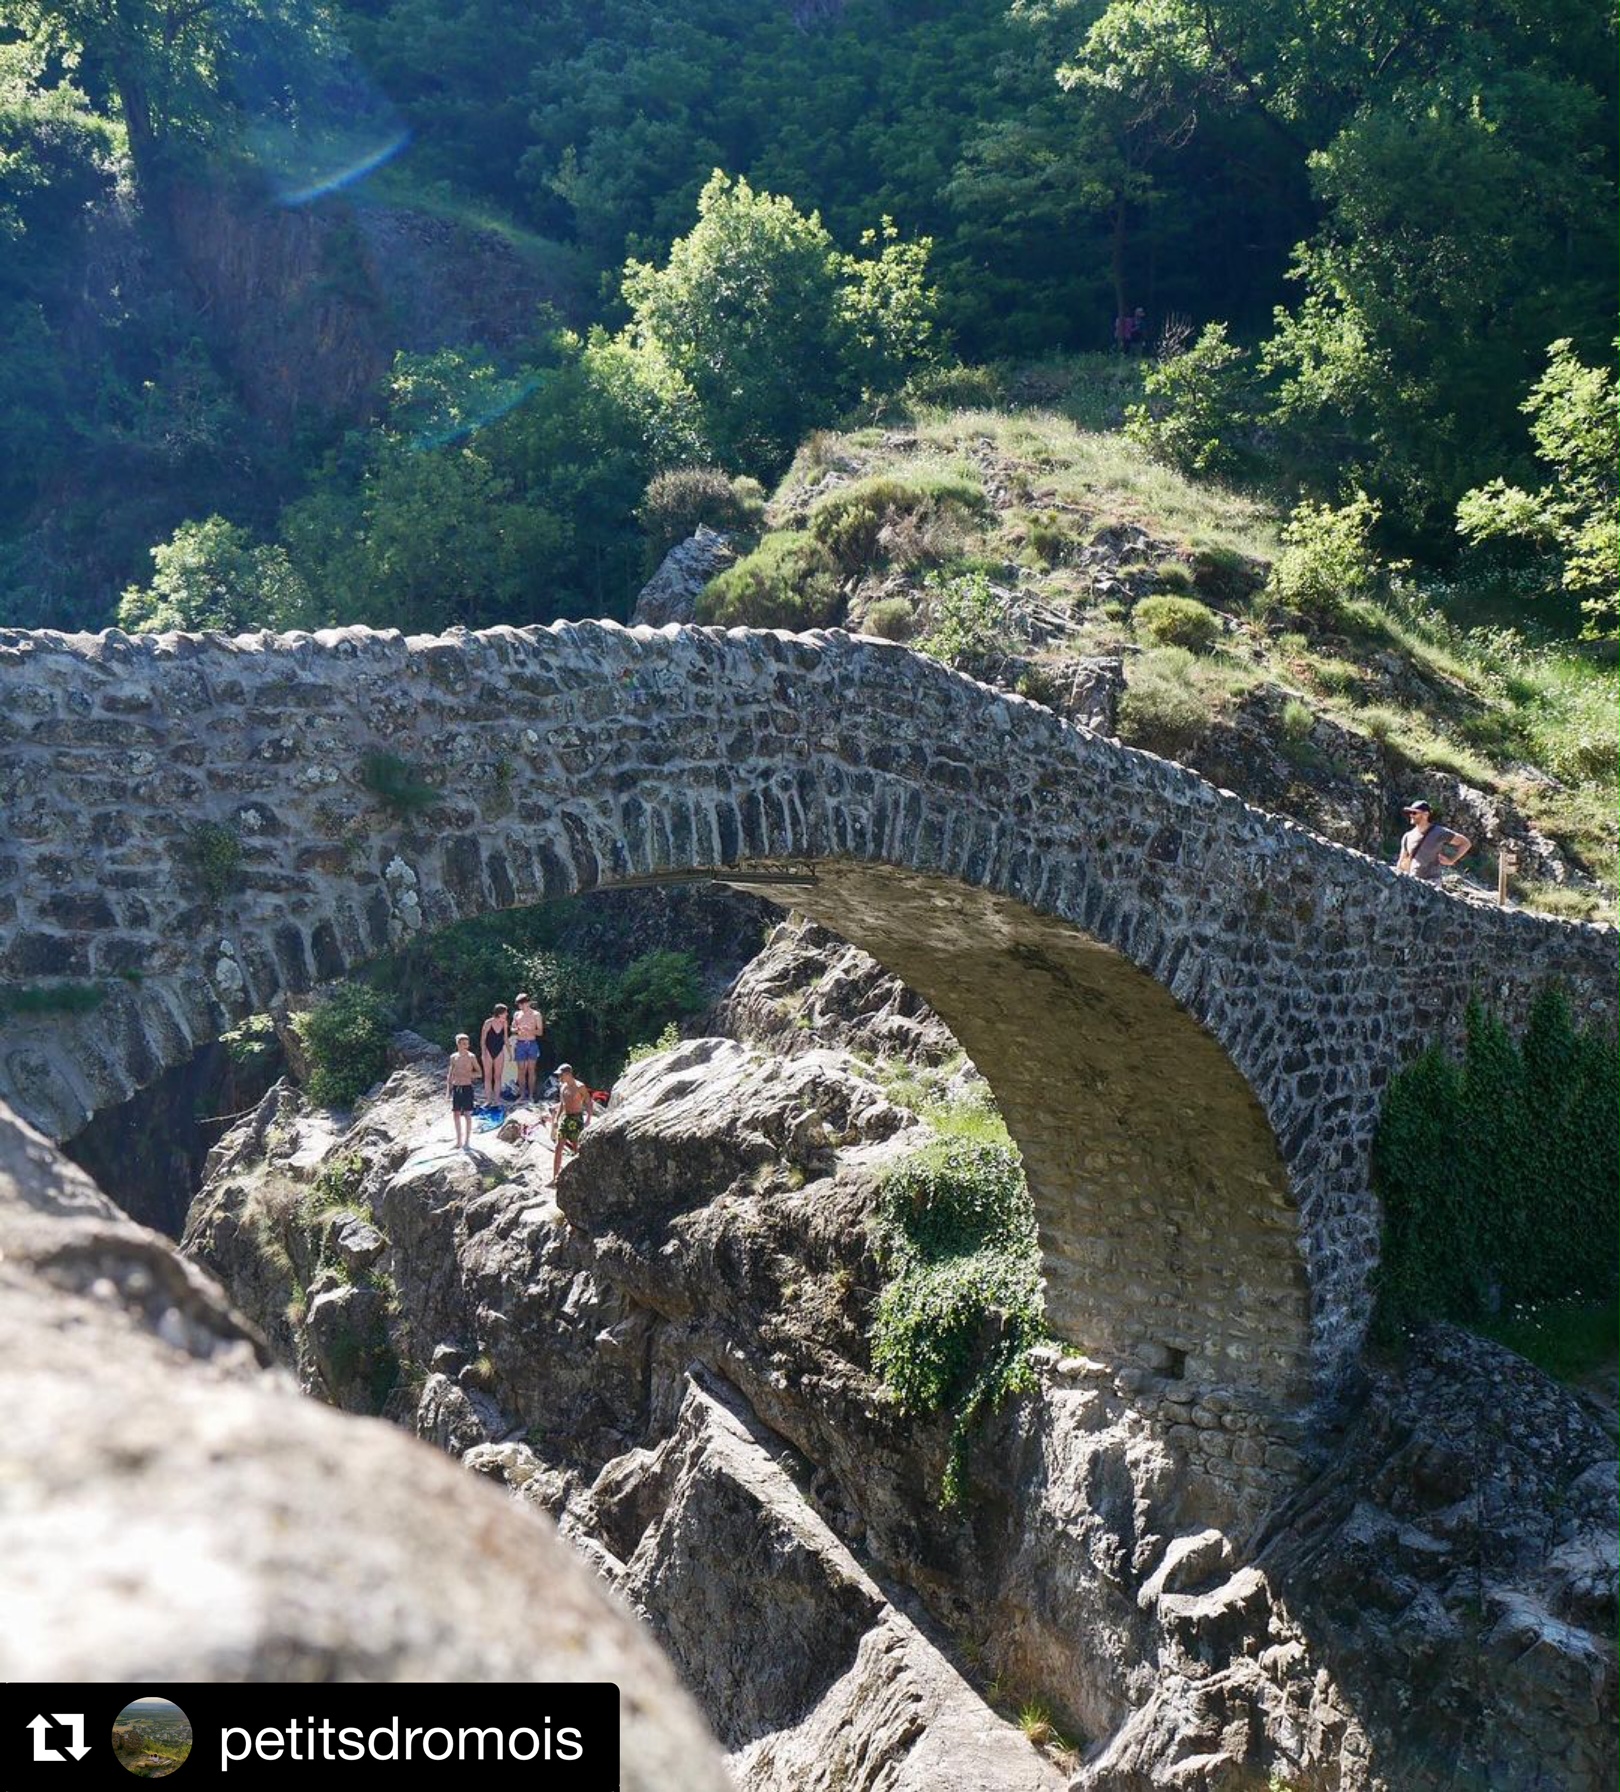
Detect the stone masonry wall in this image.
<box><xmin>0</xmin><ymin>621</ymin><xmax>1613</xmax><ymax>1420</ymax></box>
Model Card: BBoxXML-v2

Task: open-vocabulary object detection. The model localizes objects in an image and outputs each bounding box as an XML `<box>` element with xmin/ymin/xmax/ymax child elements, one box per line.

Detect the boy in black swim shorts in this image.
<box><xmin>447</xmin><ymin>1033</ymin><xmax>479</xmax><ymax>1149</ymax></box>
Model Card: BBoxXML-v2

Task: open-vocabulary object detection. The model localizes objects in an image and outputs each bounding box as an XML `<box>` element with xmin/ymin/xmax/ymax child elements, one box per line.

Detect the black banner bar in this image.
<box><xmin>6</xmin><ymin>1684</ymin><xmax>619</xmax><ymax>1790</ymax></box>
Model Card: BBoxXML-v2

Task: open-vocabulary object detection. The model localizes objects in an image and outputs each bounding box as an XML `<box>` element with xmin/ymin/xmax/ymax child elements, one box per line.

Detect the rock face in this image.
<box><xmin>1255</xmin><ymin>1327</ymin><xmax>1619</xmax><ymax>1792</ymax></box>
<box><xmin>711</xmin><ymin>914</ymin><xmax>961</xmax><ymax>1066</ymax></box>
<box><xmin>631</xmin><ymin>527</ymin><xmax>738</xmax><ymax>626</ymax></box>
<box><xmin>185</xmin><ymin>1032</ymin><xmax>1617</xmax><ymax>1792</ymax></box>
<box><xmin>0</xmin><ymin>1095</ymin><xmax>733</xmax><ymax>1792</ymax></box>
<box><xmin>66</xmin><ymin>1034</ymin><xmax>283</xmax><ymax>1237</ymax></box>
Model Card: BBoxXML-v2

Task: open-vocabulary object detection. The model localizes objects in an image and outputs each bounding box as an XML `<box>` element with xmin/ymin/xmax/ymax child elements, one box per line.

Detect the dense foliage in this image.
<box><xmin>0</xmin><ymin>0</ymin><xmax>1610</xmax><ymax>630</ymax></box>
<box><xmin>293</xmin><ymin>981</ymin><xmax>394</xmax><ymax>1108</ymax></box>
<box><xmin>1371</xmin><ymin>988</ymin><xmax>1619</xmax><ymax>1341</ymax></box>
<box><xmin>871</xmin><ymin>1133</ymin><xmax>1045</xmax><ymax>1505</ymax></box>
<box><xmin>368</xmin><ymin>906</ymin><xmax>707</xmax><ymax>1088</ymax></box>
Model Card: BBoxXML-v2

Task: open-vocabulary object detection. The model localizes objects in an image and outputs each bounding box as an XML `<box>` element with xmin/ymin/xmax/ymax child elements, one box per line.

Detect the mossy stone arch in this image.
<box><xmin>0</xmin><ymin>620</ymin><xmax>1613</xmax><ymax>1421</ymax></box>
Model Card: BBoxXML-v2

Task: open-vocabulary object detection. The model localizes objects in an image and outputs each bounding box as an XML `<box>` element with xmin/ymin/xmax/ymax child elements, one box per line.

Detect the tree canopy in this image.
<box><xmin>0</xmin><ymin>0</ymin><xmax>1612</xmax><ymax>630</ymax></box>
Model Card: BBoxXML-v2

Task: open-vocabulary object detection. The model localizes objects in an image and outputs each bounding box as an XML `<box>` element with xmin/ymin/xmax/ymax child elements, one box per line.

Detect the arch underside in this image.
<box><xmin>743</xmin><ymin>864</ymin><xmax>1313</xmax><ymax>1414</ymax></box>
<box><xmin>7</xmin><ymin>853</ymin><xmax>1313</xmax><ymax>1416</ymax></box>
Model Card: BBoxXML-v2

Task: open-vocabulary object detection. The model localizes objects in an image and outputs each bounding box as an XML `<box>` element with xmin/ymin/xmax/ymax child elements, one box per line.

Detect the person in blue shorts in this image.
<box><xmin>510</xmin><ymin>992</ymin><xmax>545</xmax><ymax>1101</ymax></box>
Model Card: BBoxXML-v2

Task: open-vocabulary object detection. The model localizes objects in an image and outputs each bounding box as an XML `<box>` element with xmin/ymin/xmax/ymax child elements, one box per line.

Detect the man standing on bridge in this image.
<box><xmin>1394</xmin><ymin>799</ymin><xmax>1472</xmax><ymax>883</ymax></box>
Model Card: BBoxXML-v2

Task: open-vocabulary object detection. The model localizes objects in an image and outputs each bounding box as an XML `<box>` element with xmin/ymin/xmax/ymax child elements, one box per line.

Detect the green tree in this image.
<box><xmin>12</xmin><ymin>0</ymin><xmax>342</xmax><ymax>193</ymax></box>
<box><xmin>1069</xmin><ymin>0</ymin><xmax>1618</xmax><ymax>529</ymax></box>
<box><xmin>622</xmin><ymin>170</ymin><xmax>936</xmax><ymax>474</ymax></box>
<box><xmin>1125</xmin><ymin>322</ymin><xmax>1253</xmax><ymax>477</ymax></box>
<box><xmin>278</xmin><ymin>333</ymin><xmax>706</xmax><ymax>632</ymax></box>
<box><xmin>117</xmin><ymin>514</ymin><xmax>311</xmax><ymax>632</ymax></box>
<box><xmin>1457</xmin><ymin>341</ymin><xmax>1618</xmax><ymax>638</ymax></box>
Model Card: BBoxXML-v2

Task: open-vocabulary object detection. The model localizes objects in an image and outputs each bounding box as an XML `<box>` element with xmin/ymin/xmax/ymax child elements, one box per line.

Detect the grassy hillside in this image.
<box><xmin>699</xmin><ymin>360</ymin><xmax>1617</xmax><ymax>920</ymax></box>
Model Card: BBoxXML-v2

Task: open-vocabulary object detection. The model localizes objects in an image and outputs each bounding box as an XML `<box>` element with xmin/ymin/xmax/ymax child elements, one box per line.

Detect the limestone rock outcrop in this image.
<box><xmin>0</xmin><ymin>1097</ymin><xmax>733</xmax><ymax>1792</ymax></box>
<box><xmin>710</xmin><ymin>915</ymin><xmax>962</xmax><ymax>1066</ymax></box>
<box><xmin>631</xmin><ymin>526</ymin><xmax>738</xmax><ymax>626</ymax></box>
<box><xmin>182</xmin><ymin>1030</ymin><xmax>1617</xmax><ymax>1791</ymax></box>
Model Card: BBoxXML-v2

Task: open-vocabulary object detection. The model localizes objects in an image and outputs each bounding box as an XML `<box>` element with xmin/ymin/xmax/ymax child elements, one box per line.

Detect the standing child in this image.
<box><xmin>447</xmin><ymin>1033</ymin><xmax>479</xmax><ymax>1148</ymax></box>
<box><xmin>550</xmin><ymin>1063</ymin><xmax>595</xmax><ymax>1183</ymax></box>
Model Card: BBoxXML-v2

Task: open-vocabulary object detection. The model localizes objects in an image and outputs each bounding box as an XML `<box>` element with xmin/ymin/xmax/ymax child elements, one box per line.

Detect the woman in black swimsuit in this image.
<box><xmin>479</xmin><ymin>1002</ymin><xmax>509</xmax><ymax>1102</ymax></box>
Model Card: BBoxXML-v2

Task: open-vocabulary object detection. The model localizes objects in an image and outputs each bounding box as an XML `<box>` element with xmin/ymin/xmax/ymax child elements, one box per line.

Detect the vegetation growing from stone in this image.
<box><xmin>915</xmin><ymin>569</ymin><xmax>1006</xmax><ymax>681</ymax></box>
<box><xmin>696</xmin><ymin>532</ymin><xmax>843</xmax><ymax>631</ymax></box>
<box><xmin>637</xmin><ymin>466</ymin><xmax>765</xmax><ymax>566</ymax></box>
<box><xmin>806</xmin><ymin>470</ymin><xmax>985</xmax><ymax>575</ymax></box>
<box><xmin>181</xmin><ymin>821</ymin><xmax>243</xmax><ymax>904</ymax></box>
<box><xmin>1133</xmin><ymin>594</ymin><xmax>1220</xmax><ymax>653</ymax></box>
<box><xmin>1371</xmin><ymin>987</ymin><xmax>1618</xmax><ymax>1365</ymax></box>
<box><xmin>871</xmin><ymin>1133</ymin><xmax>1046</xmax><ymax>1507</ymax></box>
<box><xmin>293</xmin><ymin>985</ymin><xmax>394</xmax><ymax>1109</ymax></box>
<box><xmin>0</xmin><ymin>980</ymin><xmax>107</xmax><ymax>1019</ymax></box>
<box><xmin>307</xmin><ymin>1151</ymin><xmax>367</xmax><ymax>1220</ymax></box>
<box><xmin>359</xmin><ymin>750</ymin><xmax>439</xmax><ymax>818</ymax></box>
<box><xmin>621</xmin><ymin>1021</ymin><xmax>682</xmax><ymax>1070</ymax></box>
<box><xmin>220</xmin><ymin>1012</ymin><xmax>278</xmax><ymax>1071</ymax></box>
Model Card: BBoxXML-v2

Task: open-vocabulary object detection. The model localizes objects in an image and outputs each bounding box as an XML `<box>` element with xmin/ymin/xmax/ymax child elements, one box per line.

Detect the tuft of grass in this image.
<box><xmin>360</xmin><ymin>750</ymin><xmax>439</xmax><ymax>817</ymax></box>
<box><xmin>1017</xmin><ymin>1699</ymin><xmax>1079</xmax><ymax>1756</ymax></box>
<box><xmin>863</xmin><ymin>595</ymin><xmax>918</xmax><ymax>641</ymax></box>
<box><xmin>1134</xmin><ymin>593</ymin><xmax>1220</xmax><ymax>653</ymax></box>
<box><xmin>1281</xmin><ymin>704</ymin><xmax>1317</xmax><ymax>744</ymax></box>
<box><xmin>1117</xmin><ymin>646</ymin><xmax>1260</xmax><ymax>759</ymax></box>
<box><xmin>1514</xmin><ymin>880</ymin><xmax>1611</xmax><ymax>923</ymax></box>
<box><xmin>0</xmin><ymin>980</ymin><xmax>107</xmax><ymax>1019</ymax></box>
<box><xmin>807</xmin><ymin>468</ymin><xmax>987</xmax><ymax>574</ymax></box>
<box><xmin>1474</xmin><ymin>1296</ymin><xmax>1617</xmax><ymax>1386</ymax></box>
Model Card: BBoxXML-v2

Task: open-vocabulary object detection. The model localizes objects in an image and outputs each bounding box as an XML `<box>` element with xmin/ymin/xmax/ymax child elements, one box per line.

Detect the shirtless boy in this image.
<box><xmin>447</xmin><ymin>1033</ymin><xmax>479</xmax><ymax>1149</ymax></box>
<box><xmin>510</xmin><ymin>992</ymin><xmax>545</xmax><ymax>1100</ymax></box>
<box><xmin>551</xmin><ymin>1063</ymin><xmax>595</xmax><ymax>1182</ymax></box>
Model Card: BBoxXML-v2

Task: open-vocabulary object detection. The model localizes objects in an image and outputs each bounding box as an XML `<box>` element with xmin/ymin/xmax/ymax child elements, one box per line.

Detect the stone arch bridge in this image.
<box><xmin>1</xmin><ymin>622</ymin><xmax>1612</xmax><ymax>1436</ymax></box>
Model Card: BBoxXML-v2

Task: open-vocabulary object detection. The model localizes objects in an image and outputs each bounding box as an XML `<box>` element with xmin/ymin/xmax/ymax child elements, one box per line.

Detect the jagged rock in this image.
<box><xmin>334</xmin><ymin>1214</ymin><xmax>386</xmax><ymax>1270</ymax></box>
<box><xmin>555</xmin><ymin>1037</ymin><xmax>913</xmax><ymax>1317</ymax></box>
<box><xmin>306</xmin><ymin>1281</ymin><xmax>394</xmax><ymax>1412</ymax></box>
<box><xmin>1441</xmin><ymin>778</ymin><xmax>1589</xmax><ymax>887</ymax></box>
<box><xmin>1255</xmin><ymin>1325</ymin><xmax>1619</xmax><ymax>1791</ymax></box>
<box><xmin>711</xmin><ymin>916</ymin><xmax>961</xmax><ymax>1065</ymax></box>
<box><xmin>0</xmin><ymin>1099</ymin><xmax>732</xmax><ymax>1792</ymax></box>
<box><xmin>631</xmin><ymin>526</ymin><xmax>738</xmax><ymax>627</ymax></box>
<box><xmin>615</xmin><ymin>1373</ymin><xmax>1067</xmax><ymax>1792</ymax></box>
<box><xmin>1056</xmin><ymin>655</ymin><xmax>1125</xmax><ymax>736</ymax></box>
<box><xmin>416</xmin><ymin>1372</ymin><xmax>512</xmax><ymax>1455</ymax></box>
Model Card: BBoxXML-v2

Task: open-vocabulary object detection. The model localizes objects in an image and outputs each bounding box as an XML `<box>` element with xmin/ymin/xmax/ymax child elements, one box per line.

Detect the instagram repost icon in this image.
<box><xmin>111</xmin><ymin>1697</ymin><xmax>192</xmax><ymax>1777</ymax></box>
